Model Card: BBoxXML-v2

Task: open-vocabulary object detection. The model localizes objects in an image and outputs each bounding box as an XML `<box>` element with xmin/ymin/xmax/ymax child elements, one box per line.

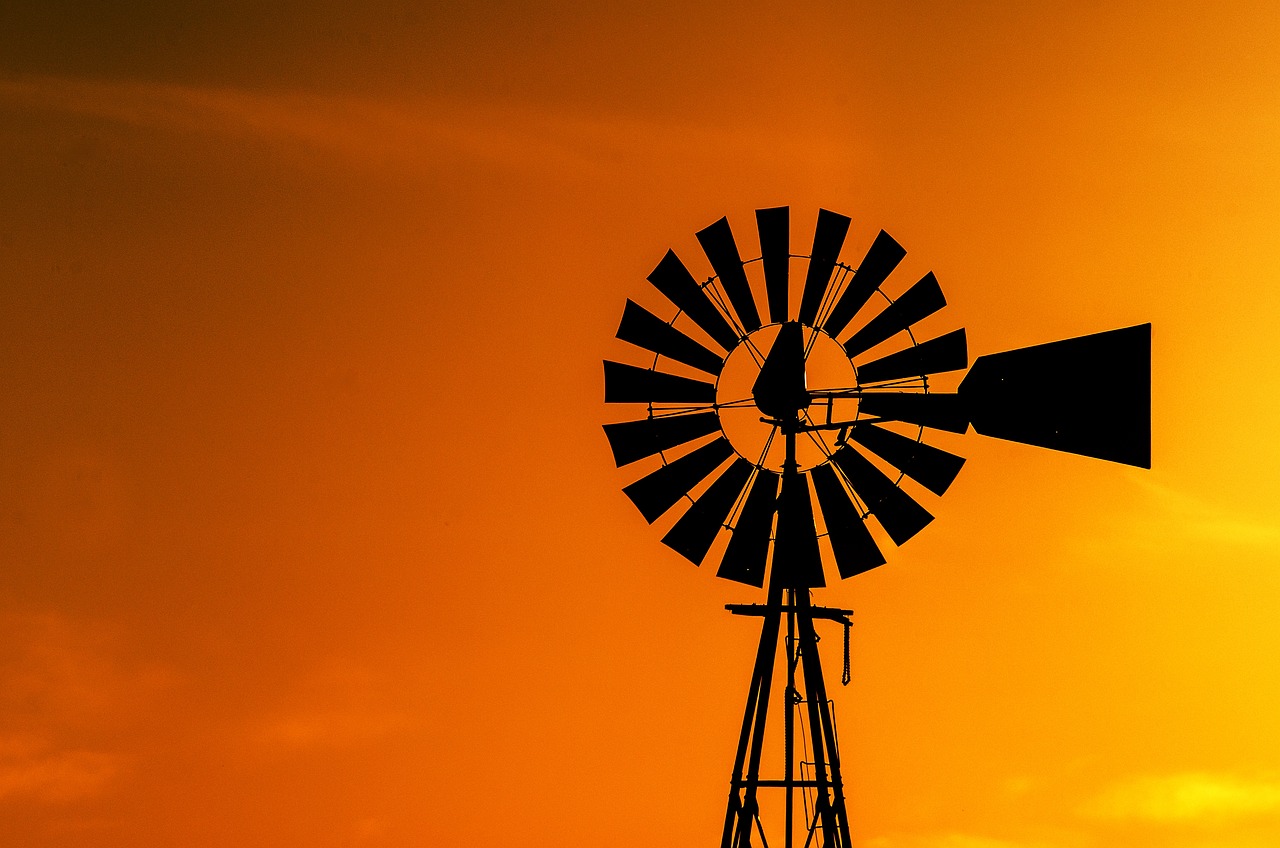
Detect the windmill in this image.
<box><xmin>602</xmin><ymin>207</ymin><xmax>1150</xmax><ymax>848</ymax></box>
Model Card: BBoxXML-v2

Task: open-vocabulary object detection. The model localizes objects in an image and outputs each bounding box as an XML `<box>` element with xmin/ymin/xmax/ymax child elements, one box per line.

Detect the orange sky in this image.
<box><xmin>1</xmin><ymin>2</ymin><xmax>1279</xmax><ymax>846</ymax></box>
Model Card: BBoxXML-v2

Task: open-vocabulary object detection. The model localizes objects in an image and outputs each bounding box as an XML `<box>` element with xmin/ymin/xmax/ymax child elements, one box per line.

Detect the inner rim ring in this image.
<box><xmin>714</xmin><ymin>323</ymin><xmax>860</xmax><ymax>473</ymax></box>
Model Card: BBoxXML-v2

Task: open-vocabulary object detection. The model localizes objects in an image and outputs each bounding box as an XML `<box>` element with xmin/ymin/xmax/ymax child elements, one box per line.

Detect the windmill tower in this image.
<box><xmin>602</xmin><ymin>207</ymin><xmax>1150</xmax><ymax>848</ymax></box>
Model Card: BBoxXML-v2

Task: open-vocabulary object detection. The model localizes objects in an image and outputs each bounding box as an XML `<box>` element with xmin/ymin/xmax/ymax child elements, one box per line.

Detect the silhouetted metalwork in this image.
<box><xmin>617</xmin><ymin>299</ymin><xmax>726</xmax><ymax>375</ymax></box>
<box><xmin>718</xmin><ymin>472</ymin><xmax>780</xmax><ymax>587</ymax></box>
<box><xmin>857</xmin><ymin>391</ymin><xmax>970</xmax><ymax>433</ymax></box>
<box><xmin>832</xmin><ymin>444</ymin><xmax>934</xmax><ymax>546</ymax></box>
<box><xmin>856</xmin><ymin>327</ymin><xmax>967</xmax><ymax>384</ymax></box>
<box><xmin>822</xmin><ymin>230</ymin><xmax>905</xmax><ymax>337</ymax></box>
<box><xmin>647</xmin><ymin>249</ymin><xmax>741</xmax><ymax>351</ymax></box>
<box><xmin>798</xmin><ymin>209</ymin><xmax>852</xmax><ymax>326</ymax></box>
<box><xmin>622</xmin><ymin>436</ymin><xmax>734</xmax><ymax>523</ymax></box>
<box><xmin>757</xmin><ymin>206</ymin><xmax>790</xmax><ymax>324</ymax></box>
<box><xmin>773</xmin><ymin>464</ymin><xmax>823</xmax><ymax>588</ymax></box>
<box><xmin>752</xmin><ymin>322</ymin><xmax>811</xmax><ymax>421</ymax></box>
<box><xmin>698</xmin><ymin>217</ymin><xmax>763</xmax><ymax>333</ymax></box>
<box><xmin>663</xmin><ymin>458</ymin><xmax>756</xmax><ymax>564</ymax></box>
<box><xmin>846</xmin><ymin>422</ymin><xmax>965</xmax><ymax>496</ymax></box>
<box><xmin>958</xmin><ymin>323</ymin><xmax>1152</xmax><ymax>468</ymax></box>
<box><xmin>723</xmin><ymin>590</ymin><xmax>852</xmax><ymax>848</ymax></box>
<box><xmin>842</xmin><ymin>271</ymin><xmax>946</xmax><ymax>358</ymax></box>
<box><xmin>810</xmin><ymin>464</ymin><xmax>885</xmax><ymax>578</ymax></box>
<box><xmin>601</xmin><ymin>207</ymin><xmax>1153</xmax><ymax>848</ymax></box>
<box><xmin>603</xmin><ymin>359</ymin><xmax>716</xmax><ymax>404</ymax></box>
<box><xmin>603</xmin><ymin>411</ymin><xmax>721</xmax><ymax>467</ymax></box>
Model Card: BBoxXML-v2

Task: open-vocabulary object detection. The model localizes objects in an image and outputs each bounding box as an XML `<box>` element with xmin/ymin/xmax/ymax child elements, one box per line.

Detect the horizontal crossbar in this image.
<box><xmin>725</xmin><ymin>603</ymin><xmax>852</xmax><ymax>624</ymax></box>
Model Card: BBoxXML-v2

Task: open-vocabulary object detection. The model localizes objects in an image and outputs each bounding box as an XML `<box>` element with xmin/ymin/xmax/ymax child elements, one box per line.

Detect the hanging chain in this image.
<box><xmin>842</xmin><ymin>619</ymin><xmax>851</xmax><ymax>686</ymax></box>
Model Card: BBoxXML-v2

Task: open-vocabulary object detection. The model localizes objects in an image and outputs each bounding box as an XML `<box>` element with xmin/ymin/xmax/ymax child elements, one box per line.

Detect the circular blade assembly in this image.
<box><xmin>604</xmin><ymin>207</ymin><xmax>970</xmax><ymax>588</ymax></box>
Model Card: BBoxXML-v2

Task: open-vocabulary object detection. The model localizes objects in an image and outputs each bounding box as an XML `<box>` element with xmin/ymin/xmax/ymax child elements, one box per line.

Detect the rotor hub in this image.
<box><xmin>716</xmin><ymin>323</ymin><xmax>859</xmax><ymax>473</ymax></box>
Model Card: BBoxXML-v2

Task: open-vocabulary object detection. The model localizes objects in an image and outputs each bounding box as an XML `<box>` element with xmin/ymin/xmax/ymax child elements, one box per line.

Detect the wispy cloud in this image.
<box><xmin>1081</xmin><ymin>772</ymin><xmax>1280</xmax><ymax>823</ymax></box>
<box><xmin>0</xmin><ymin>737</ymin><xmax>118</xmax><ymax>803</ymax></box>
<box><xmin>0</xmin><ymin>74</ymin><xmax>556</xmax><ymax>170</ymax></box>
<box><xmin>1140</xmin><ymin>480</ymin><xmax>1280</xmax><ymax>548</ymax></box>
<box><xmin>1093</xmin><ymin>478</ymin><xmax>1280</xmax><ymax>554</ymax></box>
<box><xmin>250</xmin><ymin>658</ymin><xmax>414</xmax><ymax>750</ymax></box>
<box><xmin>0</xmin><ymin>611</ymin><xmax>170</xmax><ymax>806</ymax></box>
<box><xmin>0</xmin><ymin>75</ymin><xmax>860</xmax><ymax>178</ymax></box>
<box><xmin>866</xmin><ymin>834</ymin><xmax>1052</xmax><ymax>848</ymax></box>
<box><xmin>256</xmin><ymin>705</ymin><xmax>412</xmax><ymax>749</ymax></box>
<box><xmin>0</xmin><ymin>611</ymin><xmax>171</xmax><ymax>725</ymax></box>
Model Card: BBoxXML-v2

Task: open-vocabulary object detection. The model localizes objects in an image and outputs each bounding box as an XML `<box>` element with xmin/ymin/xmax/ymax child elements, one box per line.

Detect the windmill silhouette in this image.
<box><xmin>603</xmin><ymin>207</ymin><xmax>1150</xmax><ymax>848</ymax></box>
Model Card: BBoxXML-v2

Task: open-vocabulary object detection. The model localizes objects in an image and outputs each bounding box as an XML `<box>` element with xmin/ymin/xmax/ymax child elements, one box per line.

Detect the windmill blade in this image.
<box><xmin>857</xmin><ymin>392</ymin><xmax>969</xmax><ymax>434</ymax></box>
<box><xmin>696</xmin><ymin>217</ymin><xmax>762</xmax><ymax>333</ymax></box>
<box><xmin>756</xmin><ymin>206</ymin><xmax>790</xmax><ymax>323</ymax></box>
<box><xmin>773</xmin><ymin>472</ymin><xmax>825</xmax><ymax>588</ymax></box>
<box><xmin>958</xmin><ymin>323</ymin><xmax>1151</xmax><ymax>468</ymax></box>
<box><xmin>603</xmin><ymin>412</ymin><xmax>722</xmax><ymax>467</ymax></box>
<box><xmin>647</xmin><ymin>249</ymin><xmax>741</xmax><ymax>351</ymax></box>
<box><xmin>798</xmin><ymin>209</ymin><xmax>852</xmax><ymax>326</ymax></box>
<box><xmin>717</xmin><ymin>471</ymin><xmax>779</xmax><ymax>587</ymax></box>
<box><xmin>663</xmin><ymin>459</ymin><xmax>755</xmax><ymax>565</ymax></box>
<box><xmin>604</xmin><ymin>361</ymin><xmax>717</xmax><ymax>404</ymax></box>
<box><xmin>831</xmin><ymin>445</ymin><xmax>934</xmax><ymax>546</ymax></box>
<box><xmin>856</xmin><ymin>329</ymin><xmax>968</xmax><ymax>384</ymax></box>
<box><xmin>847</xmin><ymin>423</ymin><xmax>966</xmax><ymax>496</ymax></box>
<box><xmin>843</xmin><ymin>272</ymin><xmax>947</xmax><ymax>358</ymax></box>
<box><xmin>822</xmin><ymin>230</ymin><xmax>907</xmax><ymax>338</ymax></box>
<box><xmin>617</xmin><ymin>300</ymin><xmax>726</xmax><ymax>376</ymax></box>
<box><xmin>810</xmin><ymin>464</ymin><xmax>886</xmax><ymax>579</ymax></box>
<box><xmin>622</xmin><ymin>436</ymin><xmax>735</xmax><ymax>522</ymax></box>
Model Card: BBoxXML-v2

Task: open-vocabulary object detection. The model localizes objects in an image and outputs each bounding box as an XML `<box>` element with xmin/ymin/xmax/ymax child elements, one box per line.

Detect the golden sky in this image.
<box><xmin>1</xmin><ymin>2</ymin><xmax>1279</xmax><ymax>846</ymax></box>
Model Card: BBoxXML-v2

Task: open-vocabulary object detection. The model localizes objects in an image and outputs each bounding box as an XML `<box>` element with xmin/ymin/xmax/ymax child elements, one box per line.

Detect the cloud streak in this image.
<box><xmin>1082</xmin><ymin>772</ymin><xmax>1280</xmax><ymax>823</ymax></box>
<box><xmin>0</xmin><ymin>74</ymin><xmax>861</xmax><ymax>180</ymax></box>
<box><xmin>865</xmin><ymin>834</ymin><xmax>1051</xmax><ymax>848</ymax></box>
<box><xmin>0</xmin><ymin>739</ymin><xmax>118</xmax><ymax>803</ymax></box>
<box><xmin>0</xmin><ymin>611</ymin><xmax>170</xmax><ymax>807</ymax></box>
<box><xmin>1137</xmin><ymin>480</ymin><xmax>1280</xmax><ymax>549</ymax></box>
<box><xmin>248</xmin><ymin>657</ymin><xmax>415</xmax><ymax>750</ymax></box>
<box><xmin>1088</xmin><ymin>478</ymin><xmax>1280</xmax><ymax>556</ymax></box>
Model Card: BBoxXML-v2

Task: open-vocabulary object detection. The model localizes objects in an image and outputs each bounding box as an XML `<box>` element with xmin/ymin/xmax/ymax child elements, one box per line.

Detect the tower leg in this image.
<box><xmin>795</xmin><ymin>591</ymin><xmax>852</xmax><ymax>848</ymax></box>
<box><xmin>721</xmin><ymin>576</ymin><xmax>785</xmax><ymax>848</ymax></box>
<box><xmin>784</xmin><ymin>592</ymin><xmax>797</xmax><ymax>848</ymax></box>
